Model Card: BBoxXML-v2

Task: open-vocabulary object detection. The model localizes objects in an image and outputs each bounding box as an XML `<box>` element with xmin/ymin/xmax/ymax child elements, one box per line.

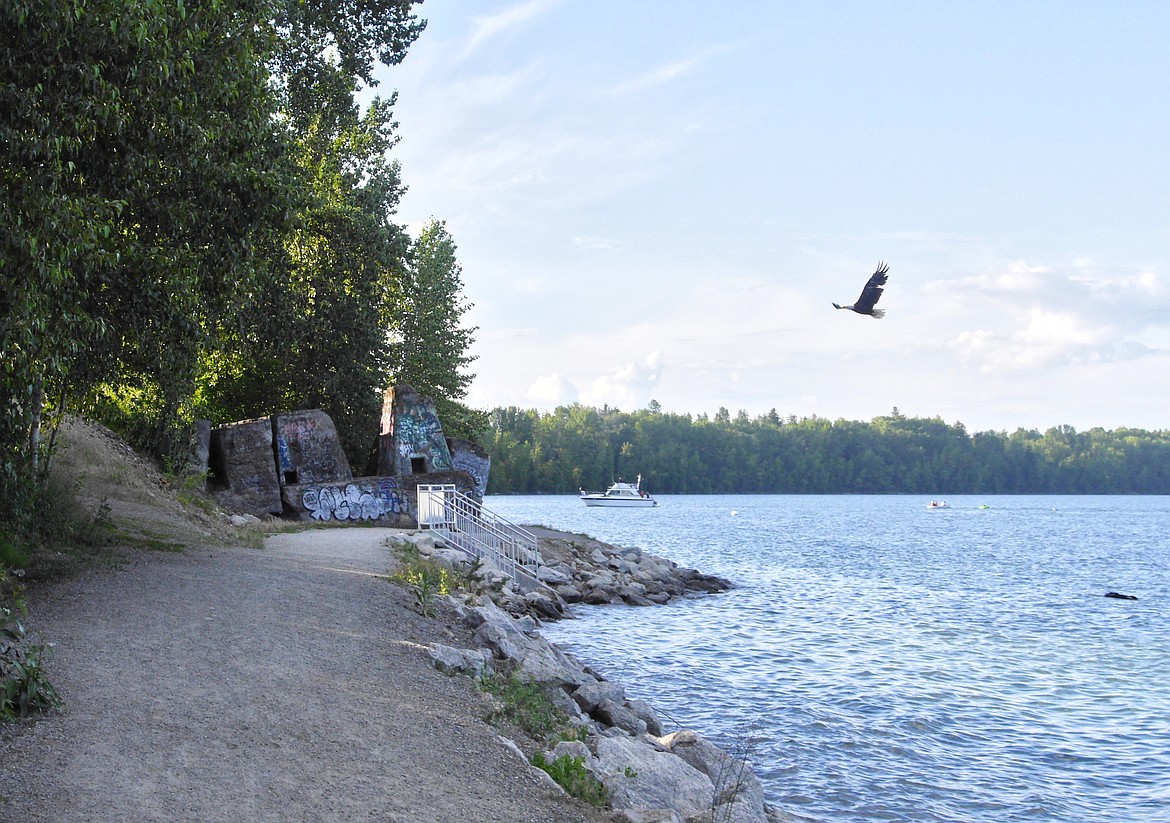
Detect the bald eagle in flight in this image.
<box><xmin>833</xmin><ymin>261</ymin><xmax>889</xmax><ymax>318</ymax></box>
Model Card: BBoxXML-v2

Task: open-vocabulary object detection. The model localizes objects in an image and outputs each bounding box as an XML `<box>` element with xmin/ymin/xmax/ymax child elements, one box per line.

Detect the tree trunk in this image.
<box><xmin>28</xmin><ymin>378</ymin><xmax>44</xmax><ymax>475</ymax></box>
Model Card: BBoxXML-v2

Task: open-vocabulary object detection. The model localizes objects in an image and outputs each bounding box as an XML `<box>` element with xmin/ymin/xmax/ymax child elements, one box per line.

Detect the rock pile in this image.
<box><xmin>430</xmin><ymin>597</ymin><xmax>790</xmax><ymax>823</ymax></box>
<box><xmin>394</xmin><ymin>529</ymin><xmax>731</xmax><ymax>622</ymax></box>
<box><xmin>533</xmin><ymin>528</ymin><xmax>732</xmax><ymax>608</ymax></box>
<box><xmin>390</xmin><ymin>530</ymin><xmax>789</xmax><ymax>822</ymax></box>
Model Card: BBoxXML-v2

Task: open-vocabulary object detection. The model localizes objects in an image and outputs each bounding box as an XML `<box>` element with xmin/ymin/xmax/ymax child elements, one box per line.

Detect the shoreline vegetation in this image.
<box><xmin>483</xmin><ymin>405</ymin><xmax>1170</xmax><ymax>495</ymax></box>
<box><xmin>1</xmin><ymin>419</ymin><xmax>791</xmax><ymax>822</ymax></box>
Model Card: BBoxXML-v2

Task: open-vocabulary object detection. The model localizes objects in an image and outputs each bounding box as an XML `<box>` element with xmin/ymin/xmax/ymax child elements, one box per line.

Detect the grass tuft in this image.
<box><xmin>479</xmin><ymin>671</ymin><xmax>568</xmax><ymax>740</ymax></box>
<box><xmin>530</xmin><ymin>752</ymin><xmax>608</xmax><ymax>807</ymax></box>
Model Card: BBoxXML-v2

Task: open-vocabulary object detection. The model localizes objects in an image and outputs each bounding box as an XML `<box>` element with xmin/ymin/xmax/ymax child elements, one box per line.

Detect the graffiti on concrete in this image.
<box><xmin>451</xmin><ymin>452</ymin><xmax>489</xmax><ymax>499</ymax></box>
<box><xmin>302</xmin><ymin>478</ymin><xmax>409</xmax><ymax>522</ymax></box>
<box><xmin>395</xmin><ymin>406</ymin><xmax>453</xmax><ymax>471</ymax></box>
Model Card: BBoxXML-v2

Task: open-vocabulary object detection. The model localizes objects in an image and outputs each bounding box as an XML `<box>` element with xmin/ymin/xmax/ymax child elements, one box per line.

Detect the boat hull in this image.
<box><xmin>581</xmin><ymin>496</ymin><xmax>657</xmax><ymax>507</ymax></box>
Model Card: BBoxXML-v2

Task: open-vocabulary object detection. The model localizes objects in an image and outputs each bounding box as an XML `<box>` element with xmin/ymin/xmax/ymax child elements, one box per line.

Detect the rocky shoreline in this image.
<box><xmin>396</xmin><ymin>527</ymin><xmax>793</xmax><ymax>823</ymax></box>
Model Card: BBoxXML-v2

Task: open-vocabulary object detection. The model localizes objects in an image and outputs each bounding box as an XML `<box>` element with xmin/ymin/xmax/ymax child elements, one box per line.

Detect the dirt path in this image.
<box><xmin>0</xmin><ymin>528</ymin><xmax>610</xmax><ymax>823</ymax></box>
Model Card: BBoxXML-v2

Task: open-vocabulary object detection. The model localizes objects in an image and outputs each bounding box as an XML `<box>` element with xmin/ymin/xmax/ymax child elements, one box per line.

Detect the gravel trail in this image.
<box><xmin>0</xmin><ymin>528</ymin><xmax>609</xmax><ymax>823</ymax></box>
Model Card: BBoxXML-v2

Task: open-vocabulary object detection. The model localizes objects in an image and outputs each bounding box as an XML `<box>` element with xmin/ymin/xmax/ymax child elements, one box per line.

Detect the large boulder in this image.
<box><xmin>273</xmin><ymin>409</ymin><xmax>351</xmax><ymax>485</ymax></box>
<box><xmin>428</xmin><ymin>644</ymin><xmax>494</xmax><ymax>678</ymax></box>
<box><xmin>369</xmin><ymin>384</ymin><xmax>455</xmax><ymax>476</ymax></box>
<box><xmin>592</xmin><ymin>734</ymin><xmax>714</xmax><ymax>819</ymax></box>
<box><xmin>659</xmin><ymin>730</ymin><xmax>769</xmax><ymax>821</ymax></box>
<box><xmin>463</xmin><ymin>602</ymin><xmax>589</xmax><ymax>687</ymax></box>
<box><xmin>182</xmin><ymin>419</ymin><xmax>211</xmax><ymax>479</ymax></box>
<box><xmin>208</xmin><ymin>417</ymin><xmax>281</xmax><ymax>517</ymax></box>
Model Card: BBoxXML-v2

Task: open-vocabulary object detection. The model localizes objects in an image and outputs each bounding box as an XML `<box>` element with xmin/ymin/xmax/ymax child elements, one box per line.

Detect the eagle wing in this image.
<box><xmin>853</xmin><ymin>261</ymin><xmax>889</xmax><ymax>313</ymax></box>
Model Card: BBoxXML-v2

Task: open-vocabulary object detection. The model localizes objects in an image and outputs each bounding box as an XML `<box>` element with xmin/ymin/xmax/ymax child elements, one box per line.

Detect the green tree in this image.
<box><xmin>195</xmin><ymin>0</ymin><xmax>426</xmax><ymax>465</ymax></box>
<box><xmin>389</xmin><ymin>219</ymin><xmax>483</xmax><ymax>438</ymax></box>
<box><xmin>2</xmin><ymin>0</ymin><xmax>290</xmax><ymax>523</ymax></box>
<box><xmin>482</xmin><ymin>403</ymin><xmax>1170</xmax><ymax>495</ymax></box>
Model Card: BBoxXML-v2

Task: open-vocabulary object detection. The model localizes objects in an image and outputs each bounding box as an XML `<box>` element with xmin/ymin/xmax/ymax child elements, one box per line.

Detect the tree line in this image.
<box><xmin>483</xmin><ymin>404</ymin><xmax>1170</xmax><ymax>495</ymax></box>
<box><xmin>2</xmin><ymin>1</ymin><xmax>480</xmax><ymax>538</ymax></box>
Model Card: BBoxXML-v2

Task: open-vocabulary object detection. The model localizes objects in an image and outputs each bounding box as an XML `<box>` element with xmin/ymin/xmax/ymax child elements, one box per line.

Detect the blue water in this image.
<box><xmin>484</xmin><ymin>494</ymin><xmax>1170</xmax><ymax>822</ymax></box>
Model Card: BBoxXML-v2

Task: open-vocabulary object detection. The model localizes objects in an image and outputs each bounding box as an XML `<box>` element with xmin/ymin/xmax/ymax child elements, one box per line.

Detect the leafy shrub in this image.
<box><xmin>392</xmin><ymin>557</ymin><xmax>452</xmax><ymax>617</ymax></box>
<box><xmin>530</xmin><ymin>752</ymin><xmax>609</xmax><ymax>807</ymax></box>
<box><xmin>389</xmin><ymin>541</ymin><xmax>492</xmax><ymax>616</ymax></box>
<box><xmin>1</xmin><ymin>570</ymin><xmax>61</xmax><ymax>719</ymax></box>
<box><xmin>479</xmin><ymin>672</ymin><xmax>568</xmax><ymax>740</ymax></box>
<box><xmin>163</xmin><ymin>468</ymin><xmax>216</xmax><ymax>515</ymax></box>
<box><xmin>0</xmin><ymin>534</ymin><xmax>30</xmax><ymax>571</ymax></box>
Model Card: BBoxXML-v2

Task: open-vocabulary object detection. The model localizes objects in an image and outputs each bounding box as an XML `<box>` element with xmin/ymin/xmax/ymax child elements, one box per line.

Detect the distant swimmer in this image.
<box><xmin>1105</xmin><ymin>592</ymin><xmax>1138</xmax><ymax>600</ymax></box>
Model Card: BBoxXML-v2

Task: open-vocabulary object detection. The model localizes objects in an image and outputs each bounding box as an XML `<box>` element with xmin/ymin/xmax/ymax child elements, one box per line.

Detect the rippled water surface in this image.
<box><xmin>484</xmin><ymin>494</ymin><xmax>1170</xmax><ymax>822</ymax></box>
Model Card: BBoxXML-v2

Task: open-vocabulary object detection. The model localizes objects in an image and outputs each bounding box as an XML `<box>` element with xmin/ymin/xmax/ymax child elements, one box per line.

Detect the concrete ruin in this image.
<box><xmin>206</xmin><ymin>386</ymin><xmax>485</xmax><ymax>525</ymax></box>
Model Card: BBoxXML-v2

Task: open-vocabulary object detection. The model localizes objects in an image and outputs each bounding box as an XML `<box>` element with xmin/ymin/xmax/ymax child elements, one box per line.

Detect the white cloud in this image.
<box><xmin>526</xmin><ymin>372</ymin><xmax>578</xmax><ymax>406</ymax></box>
<box><xmin>579</xmin><ymin>352</ymin><xmax>665</xmax><ymax>410</ymax></box>
<box><xmin>951</xmin><ymin>310</ymin><xmax>1143</xmax><ymax>373</ymax></box>
<box><xmin>461</xmin><ymin>0</ymin><xmax>560</xmax><ymax>60</ymax></box>
<box><xmin>607</xmin><ymin>45</ymin><xmax>734</xmax><ymax>95</ymax></box>
<box><xmin>929</xmin><ymin>260</ymin><xmax>1170</xmax><ymax>374</ymax></box>
<box><xmin>925</xmin><ymin>260</ymin><xmax>1053</xmax><ymax>298</ymax></box>
<box><xmin>478</xmin><ymin>327</ymin><xmax>539</xmax><ymax>342</ymax></box>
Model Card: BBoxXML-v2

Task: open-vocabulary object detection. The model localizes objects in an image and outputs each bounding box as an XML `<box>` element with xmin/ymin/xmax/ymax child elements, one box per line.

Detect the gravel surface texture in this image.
<box><xmin>0</xmin><ymin>527</ymin><xmax>611</xmax><ymax>823</ymax></box>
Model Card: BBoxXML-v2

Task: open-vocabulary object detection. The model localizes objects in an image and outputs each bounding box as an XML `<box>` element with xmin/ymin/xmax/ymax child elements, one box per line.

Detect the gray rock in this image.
<box><xmin>620</xmin><ymin>582</ymin><xmax>654</xmax><ymax>606</ymax></box>
<box><xmin>659</xmin><ymin>730</ymin><xmax>768</xmax><ymax>820</ymax></box>
<box><xmin>571</xmin><ymin>677</ymin><xmax>626</xmax><ymax>714</ymax></box>
<box><xmin>583</xmin><ymin>586</ymin><xmax>617</xmax><ymax>606</ymax></box>
<box><xmin>447</xmin><ymin>436</ymin><xmax>490</xmax><ymax>501</ymax></box>
<box><xmin>592</xmin><ymin>734</ymin><xmax>714</xmax><ymax>819</ymax></box>
<box><xmin>466</xmin><ymin>602</ymin><xmax>588</xmax><ymax>687</ymax></box>
<box><xmin>272</xmin><ymin>409</ymin><xmax>352</xmax><ymax>485</ymax></box>
<box><xmin>523</xmin><ymin>591</ymin><xmax>565</xmax><ymax>620</ymax></box>
<box><xmin>209</xmin><ymin>417</ymin><xmax>282</xmax><ymax>517</ymax></box>
<box><xmin>609</xmin><ymin>811</ymin><xmax>685</xmax><ymax>823</ymax></box>
<box><xmin>549</xmin><ymin>739</ymin><xmax>594</xmax><ymax>767</ymax></box>
<box><xmin>428</xmin><ymin>644</ymin><xmax>493</xmax><ymax>678</ymax></box>
<box><xmin>553</xmin><ymin>584</ymin><xmax>583</xmax><ymax>602</ymax></box>
<box><xmin>628</xmin><ymin>699</ymin><xmax>664</xmax><ymax>736</ymax></box>
<box><xmin>537</xmin><ymin>565</ymin><xmax>573</xmax><ymax>585</ymax></box>
<box><xmin>711</xmin><ymin>796</ymin><xmax>772</xmax><ymax>823</ymax></box>
<box><xmin>549</xmin><ymin>688</ymin><xmax>588</xmax><ymax>723</ymax></box>
<box><xmin>183</xmin><ymin>419</ymin><xmax>212</xmax><ymax>479</ymax></box>
<box><xmin>595</xmin><ymin>699</ymin><xmax>648</xmax><ymax>736</ymax></box>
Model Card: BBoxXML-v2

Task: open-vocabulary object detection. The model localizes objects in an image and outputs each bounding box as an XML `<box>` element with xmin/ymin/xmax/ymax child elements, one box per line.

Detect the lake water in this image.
<box><xmin>483</xmin><ymin>494</ymin><xmax>1170</xmax><ymax>822</ymax></box>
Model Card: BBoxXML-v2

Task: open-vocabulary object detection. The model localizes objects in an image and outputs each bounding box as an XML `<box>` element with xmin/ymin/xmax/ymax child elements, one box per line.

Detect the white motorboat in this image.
<box><xmin>580</xmin><ymin>475</ymin><xmax>658</xmax><ymax>507</ymax></box>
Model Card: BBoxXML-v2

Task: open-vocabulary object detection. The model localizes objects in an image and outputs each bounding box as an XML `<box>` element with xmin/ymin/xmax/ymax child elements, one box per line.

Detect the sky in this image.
<box><xmin>370</xmin><ymin>1</ymin><xmax>1170</xmax><ymax>434</ymax></box>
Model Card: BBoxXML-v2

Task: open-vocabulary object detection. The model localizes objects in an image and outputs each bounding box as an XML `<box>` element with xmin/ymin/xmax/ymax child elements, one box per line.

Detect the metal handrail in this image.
<box><xmin>417</xmin><ymin>485</ymin><xmax>539</xmax><ymax>587</ymax></box>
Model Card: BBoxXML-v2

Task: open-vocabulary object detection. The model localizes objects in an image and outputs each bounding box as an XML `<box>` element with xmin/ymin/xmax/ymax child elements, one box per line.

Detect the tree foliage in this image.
<box><xmin>193</xmin><ymin>0</ymin><xmax>426</xmax><ymax>466</ymax></box>
<box><xmin>1</xmin><ymin>0</ymin><xmax>454</xmax><ymax>530</ymax></box>
<box><xmin>389</xmin><ymin>219</ymin><xmax>482</xmax><ymax>439</ymax></box>
<box><xmin>2</xmin><ymin>0</ymin><xmax>291</xmax><ymax>520</ymax></box>
<box><xmin>484</xmin><ymin>405</ymin><xmax>1170</xmax><ymax>495</ymax></box>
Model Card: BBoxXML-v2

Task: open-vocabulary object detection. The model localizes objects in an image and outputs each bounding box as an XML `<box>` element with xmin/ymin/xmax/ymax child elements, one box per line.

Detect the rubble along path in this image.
<box><xmin>0</xmin><ymin>528</ymin><xmax>610</xmax><ymax>823</ymax></box>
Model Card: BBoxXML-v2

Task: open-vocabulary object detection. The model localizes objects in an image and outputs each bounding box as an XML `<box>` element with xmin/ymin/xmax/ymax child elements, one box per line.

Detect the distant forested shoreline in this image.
<box><xmin>483</xmin><ymin>404</ymin><xmax>1170</xmax><ymax>495</ymax></box>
